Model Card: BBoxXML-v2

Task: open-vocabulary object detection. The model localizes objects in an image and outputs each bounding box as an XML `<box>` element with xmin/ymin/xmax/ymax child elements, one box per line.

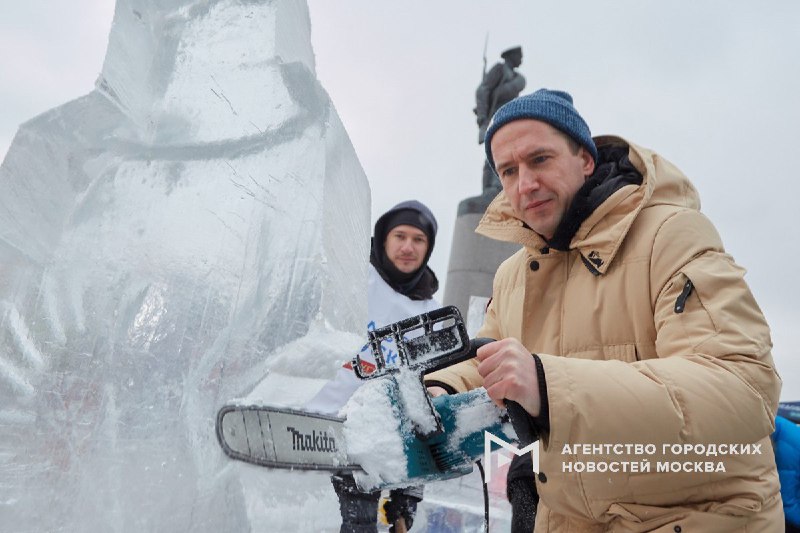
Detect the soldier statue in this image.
<box><xmin>474</xmin><ymin>46</ymin><xmax>525</xmax><ymax>193</ymax></box>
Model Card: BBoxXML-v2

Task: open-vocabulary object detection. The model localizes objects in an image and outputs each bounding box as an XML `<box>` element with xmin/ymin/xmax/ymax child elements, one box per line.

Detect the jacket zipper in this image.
<box><xmin>674</xmin><ymin>279</ymin><xmax>694</xmax><ymax>313</ymax></box>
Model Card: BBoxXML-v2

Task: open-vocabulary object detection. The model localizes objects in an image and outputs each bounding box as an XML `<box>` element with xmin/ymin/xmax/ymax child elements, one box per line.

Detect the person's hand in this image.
<box><xmin>476</xmin><ymin>338</ymin><xmax>541</xmax><ymax>416</ymax></box>
<box><xmin>426</xmin><ymin>386</ymin><xmax>448</xmax><ymax>398</ymax></box>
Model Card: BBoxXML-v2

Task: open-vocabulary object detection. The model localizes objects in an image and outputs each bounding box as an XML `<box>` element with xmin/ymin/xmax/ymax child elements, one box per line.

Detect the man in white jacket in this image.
<box><xmin>306</xmin><ymin>200</ymin><xmax>440</xmax><ymax>533</ymax></box>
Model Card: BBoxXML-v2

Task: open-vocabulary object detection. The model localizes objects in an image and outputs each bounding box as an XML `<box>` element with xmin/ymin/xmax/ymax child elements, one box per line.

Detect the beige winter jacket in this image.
<box><xmin>428</xmin><ymin>136</ymin><xmax>784</xmax><ymax>531</ymax></box>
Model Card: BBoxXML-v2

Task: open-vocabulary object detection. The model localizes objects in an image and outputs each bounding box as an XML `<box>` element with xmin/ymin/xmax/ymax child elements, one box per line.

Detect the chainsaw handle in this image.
<box><xmin>421</xmin><ymin>336</ymin><xmax>495</xmax><ymax>376</ymax></box>
<box><xmin>469</xmin><ymin>337</ymin><xmax>495</xmax><ymax>354</ymax></box>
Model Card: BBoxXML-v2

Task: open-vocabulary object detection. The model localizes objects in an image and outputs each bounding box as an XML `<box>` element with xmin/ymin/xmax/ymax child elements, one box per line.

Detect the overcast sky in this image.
<box><xmin>1</xmin><ymin>0</ymin><xmax>798</xmax><ymax>399</ymax></box>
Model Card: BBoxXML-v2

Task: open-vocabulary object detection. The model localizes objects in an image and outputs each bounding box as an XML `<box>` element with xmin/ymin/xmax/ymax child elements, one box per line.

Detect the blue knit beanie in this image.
<box><xmin>484</xmin><ymin>89</ymin><xmax>598</xmax><ymax>173</ymax></box>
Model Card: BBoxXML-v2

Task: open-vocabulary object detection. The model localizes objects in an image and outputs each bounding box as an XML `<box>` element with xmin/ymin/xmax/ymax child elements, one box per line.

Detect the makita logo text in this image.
<box><xmin>286</xmin><ymin>427</ymin><xmax>337</xmax><ymax>452</ymax></box>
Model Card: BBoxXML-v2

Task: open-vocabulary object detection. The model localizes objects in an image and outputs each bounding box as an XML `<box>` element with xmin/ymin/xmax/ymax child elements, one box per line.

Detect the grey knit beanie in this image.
<box><xmin>484</xmin><ymin>89</ymin><xmax>598</xmax><ymax>173</ymax></box>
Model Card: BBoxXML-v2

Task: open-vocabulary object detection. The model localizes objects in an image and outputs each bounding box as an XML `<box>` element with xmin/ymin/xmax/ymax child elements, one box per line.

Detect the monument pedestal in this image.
<box><xmin>442</xmin><ymin>191</ymin><xmax>520</xmax><ymax>331</ymax></box>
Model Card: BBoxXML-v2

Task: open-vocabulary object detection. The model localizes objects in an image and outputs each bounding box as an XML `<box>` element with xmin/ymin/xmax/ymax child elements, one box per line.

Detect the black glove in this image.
<box><xmin>507</xmin><ymin>477</ymin><xmax>538</xmax><ymax>533</ymax></box>
<box><xmin>383</xmin><ymin>489</ymin><xmax>421</xmax><ymax>532</ymax></box>
<box><xmin>507</xmin><ymin>453</ymin><xmax>539</xmax><ymax>533</ymax></box>
<box><xmin>331</xmin><ymin>474</ymin><xmax>380</xmax><ymax>533</ymax></box>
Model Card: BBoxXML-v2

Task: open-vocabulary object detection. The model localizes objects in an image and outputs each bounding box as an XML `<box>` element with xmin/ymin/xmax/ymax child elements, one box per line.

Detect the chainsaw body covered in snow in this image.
<box><xmin>216</xmin><ymin>306</ymin><xmax>519</xmax><ymax>489</ymax></box>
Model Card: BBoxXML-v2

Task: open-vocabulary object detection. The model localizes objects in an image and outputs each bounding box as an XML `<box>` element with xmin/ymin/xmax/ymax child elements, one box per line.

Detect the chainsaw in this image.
<box><xmin>216</xmin><ymin>306</ymin><xmax>524</xmax><ymax>490</ymax></box>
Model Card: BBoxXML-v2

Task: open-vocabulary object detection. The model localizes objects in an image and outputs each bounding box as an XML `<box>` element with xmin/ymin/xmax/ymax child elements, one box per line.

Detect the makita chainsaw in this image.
<box><xmin>215</xmin><ymin>306</ymin><xmax>524</xmax><ymax>490</ymax></box>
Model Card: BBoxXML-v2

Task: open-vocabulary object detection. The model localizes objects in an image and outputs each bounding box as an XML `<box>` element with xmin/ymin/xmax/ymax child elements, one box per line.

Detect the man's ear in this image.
<box><xmin>581</xmin><ymin>148</ymin><xmax>595</xmax><ymax>177</ymax></box>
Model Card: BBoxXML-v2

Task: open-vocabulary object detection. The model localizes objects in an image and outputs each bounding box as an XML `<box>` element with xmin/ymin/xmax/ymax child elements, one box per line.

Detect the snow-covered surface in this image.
<box><xmin>344</xmin><ymin>379</ymin><xmax>407</xmax><ymax>491</ymax></box>
<box><xmin>243</xmin><ymin>320</ymin><xmax>365</xmax><ymax>408</ymax></box>
<box><xmin>450</xmin><ymin>390</ymin><xmax>511</xmax><ymax>450</ymax></box>
<box><xmin>396</xmin><ymin>367</ymin><xmax>439</xmax><ymax>437</ymax></box>
<box><xmin>0</xmin><ymin>0</ymin><xmax>373</xmax><ymax>530</ymax></box>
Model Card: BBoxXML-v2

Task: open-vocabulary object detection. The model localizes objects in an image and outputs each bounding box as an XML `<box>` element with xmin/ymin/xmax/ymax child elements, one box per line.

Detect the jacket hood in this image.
<box><xmin>476</xmin><ymin>135</ymin><xmax>701</xmax><ymax>274</ymax></box>
<box><xmin>371</xmin><ymin>200</ymin><xmax>439</xmax><ymax>300</ymax></box>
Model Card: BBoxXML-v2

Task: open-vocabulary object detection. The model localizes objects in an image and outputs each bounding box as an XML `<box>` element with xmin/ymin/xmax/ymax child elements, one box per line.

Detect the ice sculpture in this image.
<box><xmin>0</xmin><ymin>0</ymin><xmax>370</xmax><ymax>530</ymax></box>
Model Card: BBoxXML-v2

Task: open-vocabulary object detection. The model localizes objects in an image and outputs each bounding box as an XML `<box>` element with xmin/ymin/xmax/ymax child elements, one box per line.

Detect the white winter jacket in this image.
<box><xmin>305</xmin><ymin>264</ymin><xmax>439</xmax><ymax>415</ymax></box>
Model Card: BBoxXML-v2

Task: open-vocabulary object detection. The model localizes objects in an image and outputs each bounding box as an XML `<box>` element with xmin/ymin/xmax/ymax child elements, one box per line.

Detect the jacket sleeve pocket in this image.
<box><xmin>650</xmin><ymin>250</ymin><xmax>780</xmax><ymax>448</ymax></box>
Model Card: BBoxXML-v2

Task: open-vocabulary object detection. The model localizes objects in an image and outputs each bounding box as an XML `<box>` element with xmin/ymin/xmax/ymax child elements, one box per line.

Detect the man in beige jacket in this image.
<box><xmin>426</xmin><ymin>89</ymin><xmax>784</xmax><ymax>531</ymax></box>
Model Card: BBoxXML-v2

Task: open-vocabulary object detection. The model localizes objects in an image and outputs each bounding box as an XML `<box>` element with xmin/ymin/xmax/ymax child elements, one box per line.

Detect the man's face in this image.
<box><xmin>384</xmin><ymin>224</ymin><xmax>429</xmax><ymax>274</ymax></box>
<box><xmin>508</xmin><ymin>51</ymin><xmax>523</xmax><ymax>68</ymax></box>
<box><xmin>491</xmin><ymin>119</ymin><xmax>595</xmax><ymax>240</ymax></box>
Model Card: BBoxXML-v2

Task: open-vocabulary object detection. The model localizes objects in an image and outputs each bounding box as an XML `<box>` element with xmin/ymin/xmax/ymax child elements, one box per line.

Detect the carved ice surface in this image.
<box><xmin>0</xmin><ymin>0</ymin><xmax>369</xmax><ymax>531</ymax></box>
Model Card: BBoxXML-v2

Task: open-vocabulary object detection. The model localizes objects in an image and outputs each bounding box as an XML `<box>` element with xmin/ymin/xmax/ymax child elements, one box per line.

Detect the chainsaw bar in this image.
<box><xmin>216</xmin><ymin>404</ymin><xmax>361</xmax><ymax>472</ymax></box>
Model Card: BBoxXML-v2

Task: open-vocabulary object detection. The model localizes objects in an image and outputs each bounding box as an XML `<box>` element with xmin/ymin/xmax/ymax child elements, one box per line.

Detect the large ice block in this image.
<box><xmin>0</xmin><ymin>0</ymin><xmax>369</xmax><ymax>530</ymax></box>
